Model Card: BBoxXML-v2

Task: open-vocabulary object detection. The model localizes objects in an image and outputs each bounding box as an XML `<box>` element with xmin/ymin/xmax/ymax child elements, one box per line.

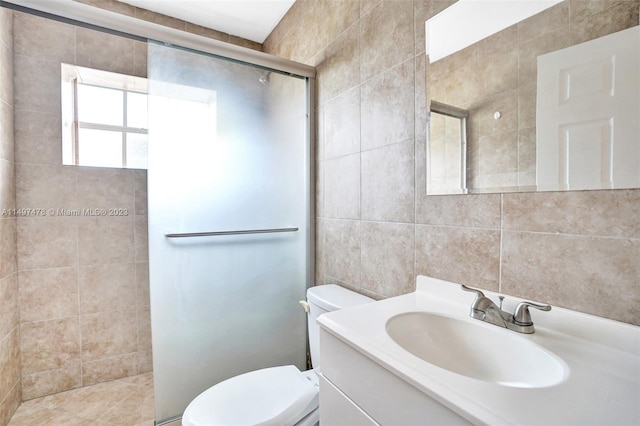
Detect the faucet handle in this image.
<box><xmin>460</xmin><ymin>284</ymin><xmax>485</xmax><ymax>297</ymax></box>
<box><xmin>513</xmin><ymin>301</ymin><xmax>551</xmax><ymax>325</ymax></box>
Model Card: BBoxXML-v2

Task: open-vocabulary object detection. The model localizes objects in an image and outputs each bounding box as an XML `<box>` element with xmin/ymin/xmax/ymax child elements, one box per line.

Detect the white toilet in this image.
<box><xmin>182</xmin><ymin>284</ymin><xmax>374</xmax><ymax>426</ymax></box>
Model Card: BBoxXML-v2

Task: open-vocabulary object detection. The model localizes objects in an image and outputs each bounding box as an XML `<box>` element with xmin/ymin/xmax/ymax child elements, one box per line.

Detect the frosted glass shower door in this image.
<box><xmin>147</xmin><ymin>42</ymin><xmax>311</xmax><ymax>423</ymax></box>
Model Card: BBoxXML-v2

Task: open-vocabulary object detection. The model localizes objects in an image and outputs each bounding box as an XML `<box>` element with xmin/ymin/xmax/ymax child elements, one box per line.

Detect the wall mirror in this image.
<box><xmin>425</xmin><ymin>0</ymin><xmax>640</xmax><ymax>195</ymax></box>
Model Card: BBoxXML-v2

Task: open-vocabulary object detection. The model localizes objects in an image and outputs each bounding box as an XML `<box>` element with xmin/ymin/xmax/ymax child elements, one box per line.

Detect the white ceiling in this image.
<box><xmin>117</xmin><ymin>0</ymin><xmax>295</xmax><ymax>43</ymax></box>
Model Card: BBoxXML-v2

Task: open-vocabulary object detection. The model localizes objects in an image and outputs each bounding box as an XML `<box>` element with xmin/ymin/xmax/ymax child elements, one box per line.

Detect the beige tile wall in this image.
<box><xmin>12</xmin><ymin>11</ymin><xmax>152</xmax><ymax>400</ymax></box>
<box><xmin>0</xmin><ymin>8</ymin><xmax>21</xmax><ymax>426</ymax></box>
<box><xmin>264</xmin><ymin>0</ymin><xmax>640</xmax><ymax>325</ymax></box>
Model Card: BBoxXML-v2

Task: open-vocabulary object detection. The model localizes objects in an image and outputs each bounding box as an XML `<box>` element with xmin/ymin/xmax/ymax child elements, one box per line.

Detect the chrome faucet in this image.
<box><xmin>461</xmin><ymin>285</ymin><xmax>551</xmax><ymax>334</ymax></box>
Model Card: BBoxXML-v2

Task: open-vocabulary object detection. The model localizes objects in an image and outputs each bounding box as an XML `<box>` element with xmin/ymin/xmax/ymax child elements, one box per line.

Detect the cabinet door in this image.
<box><xmin>320</xmin><ymin>329</ymin><xmax>472</xmax><ymax>425</ymax></box>
<box><xmin>319</xmin><ymin>376</ymin><xmax>379</xmax><ymax>426</ymax></box>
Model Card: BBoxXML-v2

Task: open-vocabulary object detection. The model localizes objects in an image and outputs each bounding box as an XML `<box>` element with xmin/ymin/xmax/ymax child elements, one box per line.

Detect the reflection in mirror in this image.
<box><xmin>537</xmin><ymin>27</ymin><xmax>640</xmax><ymax>191</ymax></box>
<box><xmin>427</xmin><ymin>101</ymin><xmax>468</xmax><ymax>194</ymax></box>
<box><xmin>426</xmin><ymin>0</ymin><xmax>640</xmax><ymax>195</ymax></box>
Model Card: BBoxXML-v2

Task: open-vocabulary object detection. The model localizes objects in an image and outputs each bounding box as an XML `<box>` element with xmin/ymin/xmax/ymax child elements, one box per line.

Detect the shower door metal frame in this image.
<box><xmin>1</xmin><ymin>0</ymin><xmax>315</xmax><ymax>78</ymax></box>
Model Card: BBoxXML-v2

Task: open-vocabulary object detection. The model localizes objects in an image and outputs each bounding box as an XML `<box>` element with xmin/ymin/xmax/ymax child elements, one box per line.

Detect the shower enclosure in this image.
<box><xmin>147</xmin><ymin>42</ymin><xmax>313</xmax><ymax>423</ymax></box>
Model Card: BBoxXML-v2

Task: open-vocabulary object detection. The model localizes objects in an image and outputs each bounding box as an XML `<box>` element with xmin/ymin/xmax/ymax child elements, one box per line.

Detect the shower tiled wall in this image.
<box><xmin>0</xmin><ymin>8</ymin><xmax>21</xmax><ymax>426</ymax></box>
<box><xmin>12</xmin><ymin>12</ymin><xmax>151</xmax><ymax>400</ymax></box>
<box><xmin>264</xmin><ymin>0</ymin><xmax>640</xmax><ymax>325</ymax></box>
<box><xmin>3</xmin><ymin>0</ymin><xmax>267</xmax><ymax>406</ymax></box>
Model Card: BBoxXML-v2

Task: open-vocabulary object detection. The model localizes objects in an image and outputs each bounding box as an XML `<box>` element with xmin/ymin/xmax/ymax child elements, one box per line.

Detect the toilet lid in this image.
<box><xmin>182</xmin><ymin>365</ymin><xmax>319</xmax><ymax>426</ymax></box>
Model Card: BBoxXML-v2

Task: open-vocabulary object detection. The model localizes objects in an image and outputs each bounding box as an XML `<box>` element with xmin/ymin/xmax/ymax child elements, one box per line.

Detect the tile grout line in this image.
<box><xmin>133</xmin><ymin>172</ymin><xmax>141</xmax><ymax>377</ymax></box>
<box><xmin>357</xmin><ymin>12</ymin><xmax>363</xmax><ymax>294</ymax></box>
<box><xmin>498</xmin><ymin>193</ymin><xmax>504</xmax><ymax>293</ymax></box>
<box><xmin>69</xmin><ymin>24</ymin><xmax>84</xmax><ymax>394</ymax></box>
<box><xmin>74</xmin><ymin>112</ymin><xmax>83</xmax><ymax>388</ymax></box>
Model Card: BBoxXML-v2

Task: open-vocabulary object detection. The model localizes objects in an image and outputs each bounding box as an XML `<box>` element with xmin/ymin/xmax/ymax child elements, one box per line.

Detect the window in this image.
<box><xmin>62</xmin><ymin>64</ymin><xmax>148</xmax><ymax>169</ymax></box>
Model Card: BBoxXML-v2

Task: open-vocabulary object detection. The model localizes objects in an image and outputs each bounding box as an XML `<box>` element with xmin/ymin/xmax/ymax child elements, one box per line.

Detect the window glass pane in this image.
<box><xmin>78</xmin><ymin>128</ymin><xmax>123</xmax><ymax>168</ymax></box>
<box><xmin>127</xmin><ymin>92</ymin><xmax>148</xmax><ymax>129</ymax></box>
<box><xmin>126</xmin><ymin>133</ymin><xmax>148</xmax><ymax>169</ymax></box>
<box><xmin>77</xmin><ymin>84</ymin><xmax>123</xmax><ymax>126</ymax></box>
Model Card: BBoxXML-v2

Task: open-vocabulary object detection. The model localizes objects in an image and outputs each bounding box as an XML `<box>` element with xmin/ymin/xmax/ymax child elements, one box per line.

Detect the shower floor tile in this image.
<box><xmin>8</xmin><ymin>372</ymin><xmax>154</xmax><ymax>426</ymax></box>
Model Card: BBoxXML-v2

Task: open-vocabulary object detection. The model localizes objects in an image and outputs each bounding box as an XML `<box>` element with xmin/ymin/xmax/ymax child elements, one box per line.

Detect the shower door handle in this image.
<box><xmin>164</xmin><ymin>227</ymin><xmax>299</xmax><ymax>238</ymax></box>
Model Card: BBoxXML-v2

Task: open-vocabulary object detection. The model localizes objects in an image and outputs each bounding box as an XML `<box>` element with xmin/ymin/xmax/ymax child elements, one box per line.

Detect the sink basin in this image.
<box><xmin>386</xmin><ymin>312</ymin><xmax>568</xmax><ymax>388</ymax></box>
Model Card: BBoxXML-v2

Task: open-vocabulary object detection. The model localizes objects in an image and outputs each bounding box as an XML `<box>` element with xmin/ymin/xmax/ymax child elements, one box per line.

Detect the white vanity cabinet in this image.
<box><xmin>316</xmin><ymin>276</ymin><xmax>640</xmax><ymax>426</ymax></box>
<box><xmin>318</xmin><ymin>328</ymin><xmax>471</xmax><ymax>426</ymax></box>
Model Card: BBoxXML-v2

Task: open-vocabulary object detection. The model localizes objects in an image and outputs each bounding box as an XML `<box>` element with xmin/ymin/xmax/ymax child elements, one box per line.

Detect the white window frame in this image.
<box><xmin>61</xmin><ymin>63</ymin><xmax>148</xmax><ymax>169</ymax></box>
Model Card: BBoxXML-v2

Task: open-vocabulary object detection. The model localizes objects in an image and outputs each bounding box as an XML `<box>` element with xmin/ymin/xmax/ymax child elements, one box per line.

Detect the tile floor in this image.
<box><xmin>8</xmin><ymin>372</ymin><xmax>155</xmax><ymax>426</ymax></box>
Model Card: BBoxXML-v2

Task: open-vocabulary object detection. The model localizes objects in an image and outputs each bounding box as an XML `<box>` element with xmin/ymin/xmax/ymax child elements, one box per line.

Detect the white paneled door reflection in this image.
<box><xmin>537</xmin><ymin>26</ymin><xmax>640</xmax><ymax>191</ymax></box>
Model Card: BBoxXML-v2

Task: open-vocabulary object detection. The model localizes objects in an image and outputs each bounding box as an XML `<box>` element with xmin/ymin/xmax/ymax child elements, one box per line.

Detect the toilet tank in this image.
<box><xmin>306</xmin><ymin>285</ymin><xmax>373</xmax><ymax>371</ymax></box>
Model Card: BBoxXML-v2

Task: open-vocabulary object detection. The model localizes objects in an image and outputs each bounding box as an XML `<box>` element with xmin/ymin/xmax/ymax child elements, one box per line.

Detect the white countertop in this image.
<box><xmin>318</xmin><ymin>276</ymin><xmax>640</xmax><ymax>425</ymax></box>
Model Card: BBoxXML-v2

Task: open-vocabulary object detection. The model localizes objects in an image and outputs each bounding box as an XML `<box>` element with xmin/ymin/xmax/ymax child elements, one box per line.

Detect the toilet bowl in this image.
<box><xmin>182</xmin><ymin>284</ymin><xmax>373</xmax><ymax>426</ymax></box>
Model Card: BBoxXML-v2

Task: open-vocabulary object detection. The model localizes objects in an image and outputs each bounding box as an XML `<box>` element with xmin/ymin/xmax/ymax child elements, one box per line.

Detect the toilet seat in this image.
<box><xmin>182</xmin><ymin>365</ymin><xmax>319</xmax><ymax>426</ymax></box>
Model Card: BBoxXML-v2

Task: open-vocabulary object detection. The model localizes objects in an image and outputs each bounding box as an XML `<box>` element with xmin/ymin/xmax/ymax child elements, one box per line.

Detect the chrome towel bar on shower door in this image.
<box><xmin>164</xmin><ymin>227</ymin><xmax>299</xmax><ymax>238</ymax></box>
